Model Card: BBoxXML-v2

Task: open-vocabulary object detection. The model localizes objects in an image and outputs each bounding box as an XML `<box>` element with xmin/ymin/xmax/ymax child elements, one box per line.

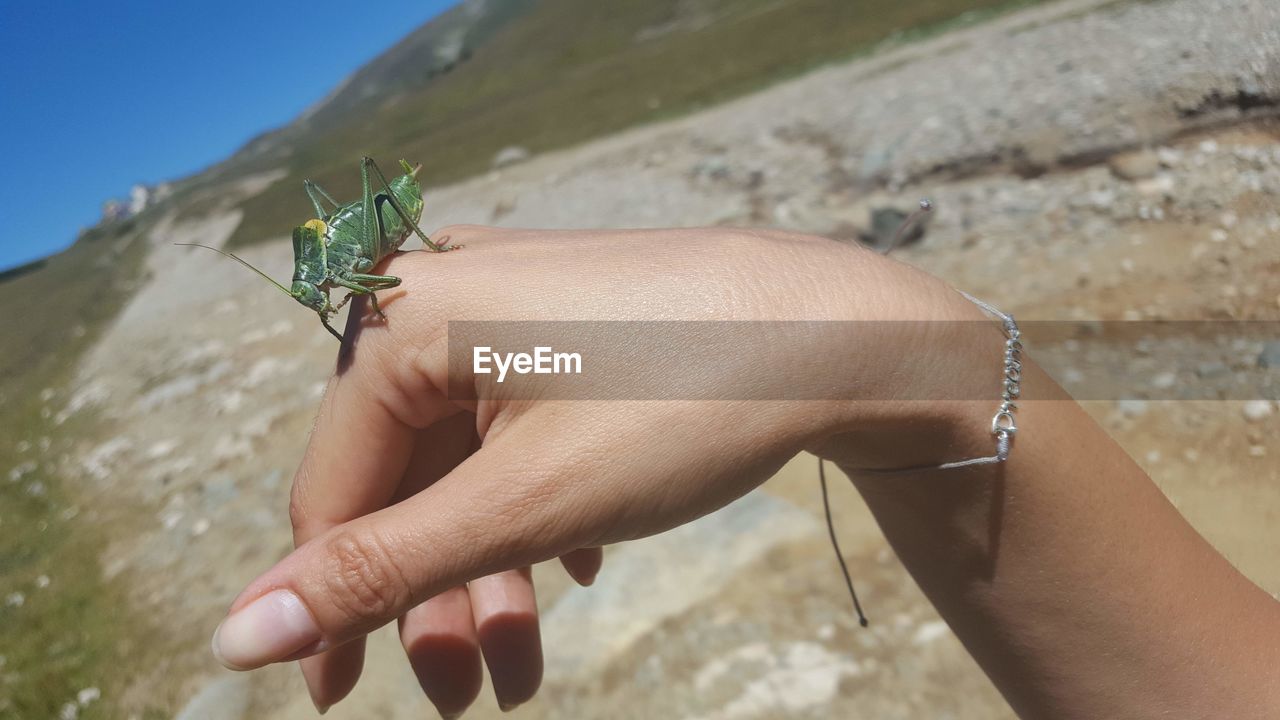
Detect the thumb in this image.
<box><xmin>212</xmin><ymin>437</ymin><xmax>581</xmax><ymax>670</ymax></box>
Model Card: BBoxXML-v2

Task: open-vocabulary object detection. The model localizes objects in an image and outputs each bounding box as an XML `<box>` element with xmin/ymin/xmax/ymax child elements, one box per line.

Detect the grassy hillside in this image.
<box><xmin>0</xmin><ymin>221</ymin><xmax>159</xmax><ymax>719</ymax></box>
<box><xmin>217</xmin><ymin>0</ymin><xmax>1045</xmax><ymax>249</ymax></box>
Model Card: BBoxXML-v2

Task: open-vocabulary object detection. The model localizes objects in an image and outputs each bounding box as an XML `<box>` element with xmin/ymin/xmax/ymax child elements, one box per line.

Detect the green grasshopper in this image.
<box><xmin>180</xmin><ymin>156</ymin><xmax>455</xmax><ymax>341</ymax></box>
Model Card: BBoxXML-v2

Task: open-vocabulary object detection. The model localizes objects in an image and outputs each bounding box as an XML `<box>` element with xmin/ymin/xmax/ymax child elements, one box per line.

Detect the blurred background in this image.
<box><xmin>1</xmin><ymin>0</ymin><xmax>1277</xmax><ymax>718</ymax></box>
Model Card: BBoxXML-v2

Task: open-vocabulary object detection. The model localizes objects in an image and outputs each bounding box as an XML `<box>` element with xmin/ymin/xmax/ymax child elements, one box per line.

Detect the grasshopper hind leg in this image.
<box><xmin>362</xmin><ymin>157</ymin><xmax>459</xmax><ymax>253</ymax></box>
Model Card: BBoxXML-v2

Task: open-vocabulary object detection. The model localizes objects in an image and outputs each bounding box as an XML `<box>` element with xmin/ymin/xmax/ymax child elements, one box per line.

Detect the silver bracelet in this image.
<box><xmin>853</xmin><ymin>290</ymin><xmax>1021</xmax><ymax>475</ymax></box>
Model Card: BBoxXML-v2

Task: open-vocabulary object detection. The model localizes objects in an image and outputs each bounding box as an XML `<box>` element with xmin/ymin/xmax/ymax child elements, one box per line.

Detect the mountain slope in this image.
<box><xmin>172</xmin><ymin>0</ymin><xmax>1042</xmax><ymax>249</ymax></box>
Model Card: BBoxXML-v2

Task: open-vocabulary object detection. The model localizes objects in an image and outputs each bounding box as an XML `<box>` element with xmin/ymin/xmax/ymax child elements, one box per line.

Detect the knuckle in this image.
<box><xmin>287</xmin><ymin>483</ymin><xmax>312</xmax><ymax>536</ymax></box>
<box><xmin>287</xmin><ymin>493</ymin><xmax>306</xmax><ymax>534</ymax></box>
<box><xmin>320</xmin><ymin>529</ymin><xmax>411</xmax><ymax>622</ymax></box>
<box><xmin>481</xmin><ymin>464</ymin><xmax>585</xmax><ymax>554</ymax></box>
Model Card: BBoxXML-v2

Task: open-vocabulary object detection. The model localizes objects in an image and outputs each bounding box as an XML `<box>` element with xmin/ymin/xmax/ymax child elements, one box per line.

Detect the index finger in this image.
<box><xmin>290</xmin><ymin>308</ymin><xmax>457</xmax><ymax>545</ymax></box>
<box><xmin>219</xmin><ymin>325</ymin><xmax>451</xmax><ymax>701</ymax></box>
<box><xmin>289</xmin><ymin>363</ymin><xmax>418</xmax><ymax>711</ymax></box>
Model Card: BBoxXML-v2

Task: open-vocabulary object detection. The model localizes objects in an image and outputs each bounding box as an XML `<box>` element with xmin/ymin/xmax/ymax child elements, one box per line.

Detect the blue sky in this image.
<box><xmin>0</xmin><ymin>1</ymin><xmax>459</xmax><ymax>271</ymax></box>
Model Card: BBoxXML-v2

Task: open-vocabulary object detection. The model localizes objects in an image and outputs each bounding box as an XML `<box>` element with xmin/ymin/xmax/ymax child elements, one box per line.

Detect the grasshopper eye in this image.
<box><xmin>291</xmin><ymin>282</ymin><xmax>328</xmax><ymax>312</ymax></box>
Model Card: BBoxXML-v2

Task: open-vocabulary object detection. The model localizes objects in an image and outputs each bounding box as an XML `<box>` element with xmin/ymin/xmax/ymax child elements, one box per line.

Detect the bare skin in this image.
<box><xmin>213</xmin><ymin>225</ymin><xmax>1280</xmax><ymax>718</ymax></box>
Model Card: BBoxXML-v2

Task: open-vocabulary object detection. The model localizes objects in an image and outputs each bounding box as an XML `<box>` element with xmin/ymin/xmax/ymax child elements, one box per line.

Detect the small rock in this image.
<box><xmin>1156</xmin><ymin>147</ymin><xmax>1182</xmax><ymax>166</ymax></box>
<box><xmin>59</xmin><ymin>702</ymin><xmax>78</xmax><ymax>720</ymax></box>
<box><xmin>1135</xmin><ymin>174</ymin><xmax>1174</xmax><ymax>196</ymax></box>
<box><xmin>1257</xmin><ymin>341</ymin><xmax>1280</xmax><ymax>368</ymax></box>
<box><xmin>1089</xmin><ymin>188</ymin><xmax>1116</xmax><ymax>208</ymax></box>
<box><xmin>1194</xmin><ymin>361</ymin><xmax>1228</xmax><ymax>379</ymax></box>
<box><xmin>241</xmin><ymin>357</ymin><xmax>285</xmax><ymax>389</ymax></box>
<box><xmin>161</xmin><ymin>511</ymin><xmax>185</xmax><ymax>531</ymax></box>
<box><xmin>859</xmin><ymin>202</ymin><xmax>932</xmax><ymax>250</ymax></box>
<box><xmin>1242</xmin><ymin>400</ymin><xmax>1274</xmax><ymax>422</ymax></box>
<box><xmin>191</xmin><ymin>518</ymin><xmax>211</xmax><ymax>537</ymax></box>
<box><xmin>492</xmin><ymin>146</ymin><xmax>531</xmax><ymax>169</ymax></box>
<box><xmin>1210</xmin><ymin>229</ymin><xmax>1229</xmax><ymax>243</ymax></box>
<box><xmin>1117</xmin><ymin>399</ymin><xmax>1149</xmax><ymax>417</ymax></box>
<box><xmin>211</xmin><ymin>435</ymin><xmax>252</xmax><ymax>464</ymax></box>
<box><xmin>858</xmin><ymin>147</ymin><xmax>894</xmax><ymax>182</ymax></box>
<box><xmin>216</xmin><ymin>390</ymin><xmax>244</xmax><ymax>414</ymax></box>
<box><xmin>692</xmin><ymin>155</ymin><xmax>731</xmax><ymax>181</ymax></box>
<box><xmin>145</xmin><ymin>440</ymin><xmax>178</xmax><ymax>460</ymax></box>
<box><xmin>5</xmin><ymin>592</ymin><xmax>24</xmax><ymax>607</ymax></box>
<box><xmin>1151</xmin><ymin>372</ymin><xmax>1177</xmax><ymax>390</ymax></box>
<box><xmin>35</xmin><ymin>575</ymin><xmax>50</xmax><ymax>589</ymax></box>
<box><xmin>1249</xmin><ymin>445</ymin><xmax>1267</xmax><ymax>457</ymax></box>
<box><xmin>912</xmin><ymin>620</ymin><xmax>951</xmax><ymax>646</ymax></box>
<box><xmin>1108</xmin><ymin>150</ymin><xmax>1160</xmax><ymax>181</ymax></box>
<box><xmin>8</xmin><ymin>461</ymin><xmax>37</xmax><ymax>483</ymax></box>
<box><xmin>76</xmin><ymin>687</ymin><xmax>100</xmax><ymax>706</ymax></box>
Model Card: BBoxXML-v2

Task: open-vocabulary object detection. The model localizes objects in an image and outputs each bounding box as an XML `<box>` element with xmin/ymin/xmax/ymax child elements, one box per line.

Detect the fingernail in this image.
<box><xmin>305</xmin><ymin>680</ymin><xmax>329</xmax><ymax>716</ymax></box>
<box><xmin>212</xmin><ymin>589</ymin><xmax>323</xmax><ymax>670</ymax></box>
<box><xmin>499</xmin><ymin>702</ymin><xmax>520</xmax><ymax>712</ymax></box>
<box><xmin>571</xmin><ymin>566</ymin><xmax>597</xmax><ymax>587</ymax></box>
<box><xmin>439</xmin><ymin>712</ymin><xmax>463</xmax><ymax>720</ymax></box>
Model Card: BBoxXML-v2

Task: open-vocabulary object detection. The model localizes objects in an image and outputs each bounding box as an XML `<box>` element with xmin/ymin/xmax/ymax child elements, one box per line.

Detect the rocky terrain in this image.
<box><xmin>5</xmin><ymin>0</ymin><xmax>1278</xmax><ymax>717</ymax></box>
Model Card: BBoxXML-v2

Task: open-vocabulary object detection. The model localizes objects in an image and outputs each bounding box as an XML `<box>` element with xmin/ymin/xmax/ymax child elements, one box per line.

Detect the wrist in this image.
<box><xmin>805</xmin><ymin>269</ymin><xmax>1011</xmax><ymax>473</ymax></box>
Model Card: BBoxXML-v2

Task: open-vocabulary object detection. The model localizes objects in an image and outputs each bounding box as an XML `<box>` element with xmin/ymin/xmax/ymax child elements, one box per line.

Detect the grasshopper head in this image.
<box><xmin>291</xmin><ymin>280</ymin><xmax>330</xmax><ymax>314</ymax></box>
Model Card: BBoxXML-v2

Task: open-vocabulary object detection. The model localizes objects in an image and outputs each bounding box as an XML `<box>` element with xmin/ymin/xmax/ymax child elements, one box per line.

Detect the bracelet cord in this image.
<box><xmin>821</xmin><ymin>286</ymin><xmax>1022</xmax><ymax>625</ymax></box>
<box><xmin>822</xmin><ymin>199</ymin><xmax>1022</xmax><ymax>625</ymax></box>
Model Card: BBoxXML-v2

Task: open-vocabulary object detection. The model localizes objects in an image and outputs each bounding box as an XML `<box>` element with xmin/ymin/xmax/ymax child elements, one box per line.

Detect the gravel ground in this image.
<box><xmin>18</xmin><ymin>0</ymin><xmax>1278</xmax><ymax>716</ymax></box>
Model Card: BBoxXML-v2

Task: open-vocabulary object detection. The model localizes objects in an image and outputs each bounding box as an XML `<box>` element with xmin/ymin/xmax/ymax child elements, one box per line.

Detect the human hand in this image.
<box><xmin>210</xmin><ymin>225</ymin><xmax>994</xmax><ymax>716</ymax></box>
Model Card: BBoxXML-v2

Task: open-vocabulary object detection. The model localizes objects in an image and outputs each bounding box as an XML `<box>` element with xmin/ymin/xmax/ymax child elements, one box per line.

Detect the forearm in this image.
<box><xmin>836</xmin><ymin>355</ymin><xmax>1280</xmax><ymax>718</ymax></box>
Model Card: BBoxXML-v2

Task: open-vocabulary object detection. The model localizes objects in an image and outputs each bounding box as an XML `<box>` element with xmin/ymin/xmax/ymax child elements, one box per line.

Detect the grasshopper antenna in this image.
<box><xmin>175</xmin><ymin>243</ymin><xmax>295</xmax><ymax>298</ymax></box>
<box><xmin>880</xmin><ymin>199</ymin><xmax>933</xmax><ymax>256</ymax></box>
<box><xmin>820</xmin><ymin>458</ymin><xmax>869</xmax><ymax>627</ymax></box>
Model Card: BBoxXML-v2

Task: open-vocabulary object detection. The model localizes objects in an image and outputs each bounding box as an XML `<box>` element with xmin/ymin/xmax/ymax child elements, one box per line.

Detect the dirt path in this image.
<box><xmin>48</xmin><ymin>0</ymin><xmax>1279</xmax><ymax>716</ymax></box>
